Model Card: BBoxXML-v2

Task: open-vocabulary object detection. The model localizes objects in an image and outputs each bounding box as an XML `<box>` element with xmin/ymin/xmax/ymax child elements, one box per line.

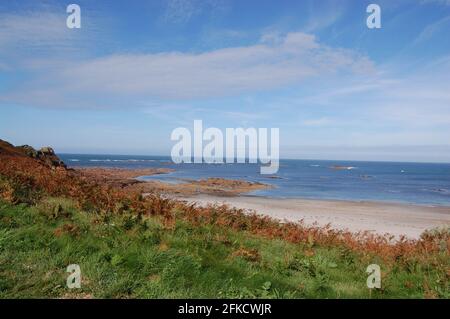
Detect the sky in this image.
<box><xmin>0</xmin><ymin>0</ymin><xmax>450</xmax><ymax>162</ymax></box>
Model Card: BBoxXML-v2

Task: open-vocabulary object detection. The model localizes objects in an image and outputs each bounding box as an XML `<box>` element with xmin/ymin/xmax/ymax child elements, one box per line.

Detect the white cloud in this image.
<box><xmin>0</xmin><ymin>11</ymin><xmax>73</xmax><ymax>51</ymax></box>
<box><xmin>2</xmin><ymin>32</ymin><xmax>374</xmax><ymax>108</ymax></box>
<box><xmin>0</xmin><ymin>8</ymin><xmax>110</xmax><ymax>66</ymax></box>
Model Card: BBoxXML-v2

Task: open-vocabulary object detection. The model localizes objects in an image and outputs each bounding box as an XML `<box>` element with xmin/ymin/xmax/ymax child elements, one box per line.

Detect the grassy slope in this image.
<box><xmin>1</xmin><ymin>198</ymin><xmax>447</xmax><ymax>299</ymax></box>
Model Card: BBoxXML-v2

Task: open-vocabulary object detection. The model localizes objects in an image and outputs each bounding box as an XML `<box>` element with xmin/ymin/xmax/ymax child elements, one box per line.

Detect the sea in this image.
<box><xmin>59</xmin><ymin>154</ymin><xmax>450</xmax><ymax>207</ymax></box>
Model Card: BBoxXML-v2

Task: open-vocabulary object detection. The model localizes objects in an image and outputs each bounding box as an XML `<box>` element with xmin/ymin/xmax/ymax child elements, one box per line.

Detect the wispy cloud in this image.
<box><xmin>163</xmin><ymin>0</ymin><xmax>201</xmax><ymax>23</ymax></box>
<box><xmin>0</xmin><ymin>11</ymin><xmax>69</xmax><ymax>48</ymax></box>
<box><xmin>0</xmin><ymin>7</ymin><xmax>108</xmax><ymax>69</ymax></box>
<box><xmin>421</xmin><ymin>0</ymin><xmax>450</xmax><ymax>6</ymax></box>
<box><xmin>302</xmin><ymin>0</ymin><xmax>345</xmax><ymax>32</ymax></box>
<box><xmin>2</xmin><ymin>31</ymin><xmax>374</xmax><ymax>108</ymax></box>
<box><xmin>413</xmin><ymin>15</ymin><xmax>450</xmax><ymax>44</ymax></box>
<box><xmin>162</xmin><ymin>0</ymin><xmax>230</xmax><ymax>24</ymax></box>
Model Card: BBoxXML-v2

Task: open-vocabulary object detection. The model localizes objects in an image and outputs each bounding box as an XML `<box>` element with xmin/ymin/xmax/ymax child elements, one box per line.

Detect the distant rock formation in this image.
<box><xmin>0</xmin><ymin>139</ymin><xmax>66</xmax><ymax>169</ymax></box>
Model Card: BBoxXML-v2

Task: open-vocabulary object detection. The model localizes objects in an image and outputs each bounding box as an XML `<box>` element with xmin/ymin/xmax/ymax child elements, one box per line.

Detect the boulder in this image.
<box><xmin>39</xmin><ymin>147</ymin><xmax>55</xmax><ymax>155</ymax></box>
<box><xmin>18</xmin><ymin>145</ymin><xmax>39</xmax><ymax>158</ymax></box>
<box><xmin>37</xmin><ymin>147</ymin><xmax>66</xmax><ymax>169</ymax></box>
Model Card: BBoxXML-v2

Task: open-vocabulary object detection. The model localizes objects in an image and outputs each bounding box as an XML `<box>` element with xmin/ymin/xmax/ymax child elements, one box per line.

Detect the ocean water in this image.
<box><xmin>59</xmin><ymin>154</ymin><xmax>450</xmax><ymax>206</ymax></box>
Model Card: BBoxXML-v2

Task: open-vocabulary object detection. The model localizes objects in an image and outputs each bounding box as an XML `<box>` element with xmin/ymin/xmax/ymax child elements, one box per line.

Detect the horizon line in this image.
<box><xmin>57</xmin><ymin>152</ymin><xmax>450</xmax><ymax>165</ymax></box>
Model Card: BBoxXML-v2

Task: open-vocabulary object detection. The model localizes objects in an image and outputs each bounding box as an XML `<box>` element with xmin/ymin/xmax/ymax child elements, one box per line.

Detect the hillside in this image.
<box><xmin>0</xmin><ymin>139</ymin><xmax>448</xmax><ymax>298</ymax></box>
<box><xmin>0</xmin><ymin>139</ymin><xmax>66</xmax><ymax>169</ymax></box>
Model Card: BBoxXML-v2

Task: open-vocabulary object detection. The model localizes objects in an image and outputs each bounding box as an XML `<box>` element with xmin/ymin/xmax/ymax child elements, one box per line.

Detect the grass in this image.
<box><xmin>0</xmin><ymin>198</ymin><xmax>448</xmax><ymax>299</ymax></box>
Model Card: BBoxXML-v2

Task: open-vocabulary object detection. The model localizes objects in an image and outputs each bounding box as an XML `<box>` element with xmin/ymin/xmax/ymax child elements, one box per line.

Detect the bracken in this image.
<box><xmin>0</xmin><ymin>145</ymin><xmax>449</xmax><ymax>267</ymax></box>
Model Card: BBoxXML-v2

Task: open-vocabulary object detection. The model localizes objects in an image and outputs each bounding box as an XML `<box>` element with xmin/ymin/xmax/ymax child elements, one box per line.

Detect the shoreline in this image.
<box><xmin>241</xmin><ymin>192</ymin><xmax>450</xmax><ymax>209</ymax></box>
<box><xmin>73</xmin><ymin>167</ymin><xmax>450</xmax><ymax>239</ymax></box>
<box><xmin>171</xmin><ymin>194</ymin><xmax>450</xmax><ymax>239</ymax></box>
<box><xmin>137</xmin><ymin>172</ymin><xmax>450</xmax><ymax>208</ymax></box>
<box><xmin>144</xmin><ymin>173</ymin><xmax>450</xmax><ymax>208</ymax></box>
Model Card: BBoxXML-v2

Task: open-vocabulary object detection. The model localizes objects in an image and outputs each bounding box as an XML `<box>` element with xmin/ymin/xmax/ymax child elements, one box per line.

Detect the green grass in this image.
<box><xmin>0</xmin><ymin>198</ymin><xmax>447</xmax><ymax>298</ymax></box>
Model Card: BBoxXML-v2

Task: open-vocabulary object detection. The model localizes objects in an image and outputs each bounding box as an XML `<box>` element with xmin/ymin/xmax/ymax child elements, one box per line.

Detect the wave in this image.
<box><xmin>88</xmin><ymin>159</ymin><xmax>155</xmax><ymax>163</ymax></box>
<box><xmin>428</xmin><ymin>188</ymin><xmax>450</xmax><ymax>195</ymax></box>
<box><xmin>331</xmin><ymin>165</ymin><xmax>357</xmax><ymax>170</ymax></box>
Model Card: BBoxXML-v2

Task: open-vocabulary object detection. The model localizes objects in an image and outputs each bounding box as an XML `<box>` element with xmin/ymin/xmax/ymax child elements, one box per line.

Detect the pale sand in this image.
<box><xmin>174</xmin><ymin>195</ymin><xmax>450</xmax><ymax>239</ymax></box>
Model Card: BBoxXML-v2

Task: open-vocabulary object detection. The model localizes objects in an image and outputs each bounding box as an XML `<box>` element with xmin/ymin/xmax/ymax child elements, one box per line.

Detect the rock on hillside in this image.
<box><xmin>0</xmin><ymin>139</ymin><xmax>66</xmax><ymax>169</ymax></box>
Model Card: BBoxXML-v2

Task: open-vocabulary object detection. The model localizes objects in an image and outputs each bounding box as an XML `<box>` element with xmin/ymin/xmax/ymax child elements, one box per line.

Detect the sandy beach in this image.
<box><xmin>174</xmin><ymin>194</ymin><xmax>450</xmax><ymax>239</ymax></box>
<box><xmin>74</xmin><ymin>167</ymin><xmax>450</xmax><ymax>239</ymax></box>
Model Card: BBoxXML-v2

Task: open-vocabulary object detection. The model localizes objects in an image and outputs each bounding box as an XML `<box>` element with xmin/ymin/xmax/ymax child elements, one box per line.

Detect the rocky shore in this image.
<box><xmin>76</xmin><ymin>167</ymin><xmax>271</xmax><ymax>196</ymax></box>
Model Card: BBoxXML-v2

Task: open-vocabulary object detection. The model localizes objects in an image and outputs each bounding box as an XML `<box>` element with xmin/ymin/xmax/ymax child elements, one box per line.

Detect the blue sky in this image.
<box><xmin>0</xmin><ymin>0</ymin><xmax>450</xmax><ymax>162</ymax></box>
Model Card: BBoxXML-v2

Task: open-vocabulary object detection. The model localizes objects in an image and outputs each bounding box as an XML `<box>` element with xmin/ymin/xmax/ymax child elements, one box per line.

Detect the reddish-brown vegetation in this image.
<box><xmin>0</xmin><ymin>139</ymin><xmax>448</xmax><ymax>266</ymax></box>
